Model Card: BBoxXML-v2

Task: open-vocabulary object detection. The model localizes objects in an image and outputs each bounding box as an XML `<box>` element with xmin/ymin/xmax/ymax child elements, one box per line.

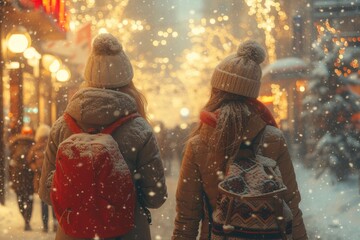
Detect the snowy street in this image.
<box><xmin>296</xmin><ymin>167</ymin><xmax>360</xmax><ymax>240</ymax></box>
<box><xmin>1</xmin><ymin>158</ymin><xmax>359</xmax><ymax>240</ymax></box>
<box><xmin>0</xmin><ymin>189</ymin><xmax>56</xmax><ymax>240</ymax></box>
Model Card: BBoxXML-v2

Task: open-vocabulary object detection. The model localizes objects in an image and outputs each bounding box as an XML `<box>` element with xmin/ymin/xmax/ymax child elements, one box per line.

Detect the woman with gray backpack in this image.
<box><xmin>172</xmin><ymin>41</ymin><xmax>307</xmax><ymax>240</ymax></box>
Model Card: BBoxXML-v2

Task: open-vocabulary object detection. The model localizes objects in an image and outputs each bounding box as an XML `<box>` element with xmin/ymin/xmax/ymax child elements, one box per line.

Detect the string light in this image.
<box><xmin>244</xmin><ymin>0</ymin><xmax>288</xmax><ymax>62</ymax></box>
<box><xmin>271</xmin><ymin>84</ymin><xmax>288</xmax><ymax>124</ymax></box>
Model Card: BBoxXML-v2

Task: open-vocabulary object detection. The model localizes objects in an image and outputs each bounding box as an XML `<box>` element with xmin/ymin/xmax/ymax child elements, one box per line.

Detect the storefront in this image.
<box><xmin>0</xmin><ymin>0</ymin><xmax>69</xmax><ymax>203</ymax></box>
<box><xmin>260</xmin><ymin>57</ymin><xmax>309</xmax><ymax>152</ymax></box>
<box><xmin>1</xmin><ymin>0</ymin><xmax>69</xmax><ymax>132</ymax></box>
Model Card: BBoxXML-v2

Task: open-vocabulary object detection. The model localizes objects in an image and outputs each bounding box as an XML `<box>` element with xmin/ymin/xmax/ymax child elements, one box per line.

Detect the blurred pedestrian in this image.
<box><xmin>9</xmin><ymin>125</ymin><xmax>35</xmax><ymax>231</ymax></box>
<box><xmin>27</xmin><ymin>124</ymin><xmax>58</xmax><ymax>232</ymax></box>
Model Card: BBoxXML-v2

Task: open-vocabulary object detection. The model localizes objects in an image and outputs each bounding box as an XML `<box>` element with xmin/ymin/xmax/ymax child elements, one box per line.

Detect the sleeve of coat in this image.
<box><xmin>38</xmin><ymin>124</ymin><xmax>59</xmax><ymax>205</ymax></box>
<box><xmin>277</xmin><ymin>138</ymin><xmax>308</xmax><ymax>240</ymax></box>
<box><xmin>172</xmin><ymin>141</ymin><xmax>203</xmax><ymax>240</ymax></box>
<box><xmin>136</xmin><ymin>130</ymin><xmax>167</xmax><ymax>209</ymax></box>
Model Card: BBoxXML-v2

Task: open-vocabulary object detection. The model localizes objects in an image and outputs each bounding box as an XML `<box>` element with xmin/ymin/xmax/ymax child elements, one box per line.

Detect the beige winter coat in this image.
<box><xmin>38</xmin><ymin>87</ymin><xmax>167</xmax><ymax>240</ymax></box>
<box><xmin>172</xmin><ymin>112</ymin><xmax>307</xmax><ymax>240</ymax></box>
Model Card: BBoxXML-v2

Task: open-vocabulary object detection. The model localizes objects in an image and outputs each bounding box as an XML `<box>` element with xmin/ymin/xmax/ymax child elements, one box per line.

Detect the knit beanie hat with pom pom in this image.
<box><xmin>211</xmin><ymin>40</ymin><xmax>266</xmax><ymax>98</ymax></box>
<box><xmin>84</xmin><ymin>33</ymin><xmax>133</xmax><ymax>88</ymax></box>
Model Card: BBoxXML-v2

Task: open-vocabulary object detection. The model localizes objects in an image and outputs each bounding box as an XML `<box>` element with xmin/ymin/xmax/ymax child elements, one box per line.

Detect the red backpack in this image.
<box><xmin>51</xmin><ymin>113</ymin><xmax>139</xmax><ymax>238</ymax></box>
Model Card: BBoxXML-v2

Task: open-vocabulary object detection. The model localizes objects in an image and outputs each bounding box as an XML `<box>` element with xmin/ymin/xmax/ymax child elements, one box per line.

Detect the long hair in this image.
<box><xmin>110</xmin><ymin>82</ymin><xmax>149</xmax><ymax>122</ymax></box>
<box><xmin>189</xmin><ymin>88</ymin><xmax>252</xmax><ymax>156</ymax></box>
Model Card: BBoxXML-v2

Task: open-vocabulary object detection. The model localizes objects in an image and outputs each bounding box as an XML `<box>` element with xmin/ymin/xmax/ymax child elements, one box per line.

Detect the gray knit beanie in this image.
<box><xmin>211</xmin><ymin>40</ymin><xmax>266</xmax><ymax>98</ymax></box>
<box><xmin>84</xmin><ymin>33</ymin><xmax>133</xmax><ymax>88</ymax></box>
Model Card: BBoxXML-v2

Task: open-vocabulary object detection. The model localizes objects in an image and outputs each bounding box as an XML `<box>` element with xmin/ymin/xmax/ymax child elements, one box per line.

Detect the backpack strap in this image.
<box><xmin>250</xmin><ymin>126</ymin><xmax>267</xmax><ymax>155</ymax></box>
<box><xmin>225</xmin><ymin>126</ymin><xmax>267</xmax><ymax>169</ymax></box>
<box><xmin>64</xmin><ymin>113</ymin><xmax>83</xmax><ymax>134</ymax></box>
<box><xmin>238</xmin><ymin>126</ymin><xmax>267</xmax><ymax>156</ymax></box>
<box><xmin>63</xmin><ymin>112</ymin><xmax>140</xmax><ymax>134</ymax></box>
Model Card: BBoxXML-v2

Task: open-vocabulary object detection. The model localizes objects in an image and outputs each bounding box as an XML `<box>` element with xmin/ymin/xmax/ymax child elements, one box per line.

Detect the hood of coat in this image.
<box><xmin>199</xmin><ymin>110</ymin><xmax>266</xmax><ymax>146</ymax></box>
<box><xmin>65</xmin><ymin>87</ymin><xmax>137</xmax><ymax>126</ymax></box>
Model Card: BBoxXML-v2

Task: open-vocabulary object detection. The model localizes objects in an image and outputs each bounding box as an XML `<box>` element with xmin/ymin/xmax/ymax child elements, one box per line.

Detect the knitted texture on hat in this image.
<box><xmin>211</xmin><ymin>40</ymin><xmax>266</xmax><ymax>98</ymax></box>
<box><xmin>84</xmin><ymin>33</ymin><xmax>133</xmax><ymax>88</ymax></box>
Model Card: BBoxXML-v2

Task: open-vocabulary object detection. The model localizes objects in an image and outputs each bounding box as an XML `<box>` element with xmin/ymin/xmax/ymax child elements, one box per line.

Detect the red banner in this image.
<box><xmin>18</xmin><ymin>0</ymin><xmax>68</xmax><ymax>31</ymax></box>
<box><xmin>41</xmin><ymin>0</ymin><xmax>68</xmax><ymax>31</ymax></box>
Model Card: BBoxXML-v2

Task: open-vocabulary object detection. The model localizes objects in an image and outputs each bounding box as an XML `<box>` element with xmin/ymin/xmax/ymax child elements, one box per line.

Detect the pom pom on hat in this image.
<box><xmin>35</xmin><ymin>124</ymin><xmax>51</xmax><ymax>142</ymax></box>
<box><xmin>84</xmin><ymin>33</ymin><xmax>133</xmax><ymax>88</ymax></box>
<box><xmin>92</xmin><ymin>33</ymin><xmax>122</xmax><ymax>55</ymax></box>
<box><xmin>237</xmin><ymin>40</ymin><xmax>266</xmax><ymax>64</ymax></box>
<box><xmin>211</xmin><ymin>40</ymin><xmax>266</xmax><ymax>98</ymax></box>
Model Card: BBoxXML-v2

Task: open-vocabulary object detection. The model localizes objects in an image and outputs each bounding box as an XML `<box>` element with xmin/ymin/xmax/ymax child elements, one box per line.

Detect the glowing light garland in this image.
<box><xmin>174</xmin><ymin>16</ymin><xmax>244</xmax><ymax>122</ymax></box>
<box><xmin>66</xmin><ymin>0</ymin><xmax>146</xmax><ymax>49</ymax></box>
<box><xmin>315</xmin><ymin>21</ymin><xmax>357</xmax><ymax>77</ymax></box>
<box><xmin>244</xmin><ymin>0</ymin><xmax>288</xmax><ymax>63</ymax></box>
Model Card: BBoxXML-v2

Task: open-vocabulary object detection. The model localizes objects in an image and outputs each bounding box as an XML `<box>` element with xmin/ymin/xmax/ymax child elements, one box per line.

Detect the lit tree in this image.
<box><xmin>303</xmin><ymin>23</ymin><xmax>360</xmax><ymax>181</ymax></box>
<box><xmin>133</xmin><ymin>55</ymin><xmax>186</xmax><ymax>126</ymax></box>
<box><xmin>244</xmin><ymin>0</ymin><xmax>289</xmax><ymax>62</ymax></box>
<box><xmin>175</xmin><ymin>18</ymin><xmax>241</xmax><ymax>123</ymax></box>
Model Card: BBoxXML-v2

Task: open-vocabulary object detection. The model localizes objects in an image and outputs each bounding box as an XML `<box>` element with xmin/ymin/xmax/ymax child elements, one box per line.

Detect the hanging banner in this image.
<box><xmin>17</xmin><ymin>0</ymin><xmax>68</xmax><ymax>31</ymax></box>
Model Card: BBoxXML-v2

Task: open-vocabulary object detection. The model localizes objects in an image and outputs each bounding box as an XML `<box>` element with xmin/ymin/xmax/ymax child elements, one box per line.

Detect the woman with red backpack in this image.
<box><xmin>38</xmin><ymin>33</ymin><xmax>167</xmax><ymax>240</ymax></box>
<box><xmin>172</xmin><ymin>41</ymin><xmax>308</xmax><ymax>240</ymax></box>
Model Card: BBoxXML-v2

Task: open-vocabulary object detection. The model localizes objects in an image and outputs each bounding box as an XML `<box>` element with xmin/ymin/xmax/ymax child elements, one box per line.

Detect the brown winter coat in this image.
<box><xmin>172</xmin><ymin>112</ymin><xmax>308</xmax><ymax>240</ymax></box>
<box><xmin>38</xmin><ymin>87</ymin><xmax>167</xmax><ymax>240</ymax></box>
<box><xmin>26</xmin><ymin>136</ymin><xmax>48</xmax><ymax>193</ymax></box>
<box><xmin>9</xmin><ymin>135</ymin><xmax>35</xmax><ymax>195</ymax></box>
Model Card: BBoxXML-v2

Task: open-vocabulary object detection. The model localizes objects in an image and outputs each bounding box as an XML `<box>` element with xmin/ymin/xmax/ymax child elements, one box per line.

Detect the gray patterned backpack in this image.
<box><xmin>211</xmin><ymin>128</ymin><xmax>293</xmax><ymax>240</ymax></box>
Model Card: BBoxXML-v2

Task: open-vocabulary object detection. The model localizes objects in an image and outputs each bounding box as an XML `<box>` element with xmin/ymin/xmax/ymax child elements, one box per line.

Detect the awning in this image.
<box><xmin>262</xmin><ymin>57</ymin><xmax>309</xmax><ymax>82</ymax></box>
<box><xmin>2</xmin><ymin>1</ymin><xmax>66</xmax><ymax>41</ymax></box>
